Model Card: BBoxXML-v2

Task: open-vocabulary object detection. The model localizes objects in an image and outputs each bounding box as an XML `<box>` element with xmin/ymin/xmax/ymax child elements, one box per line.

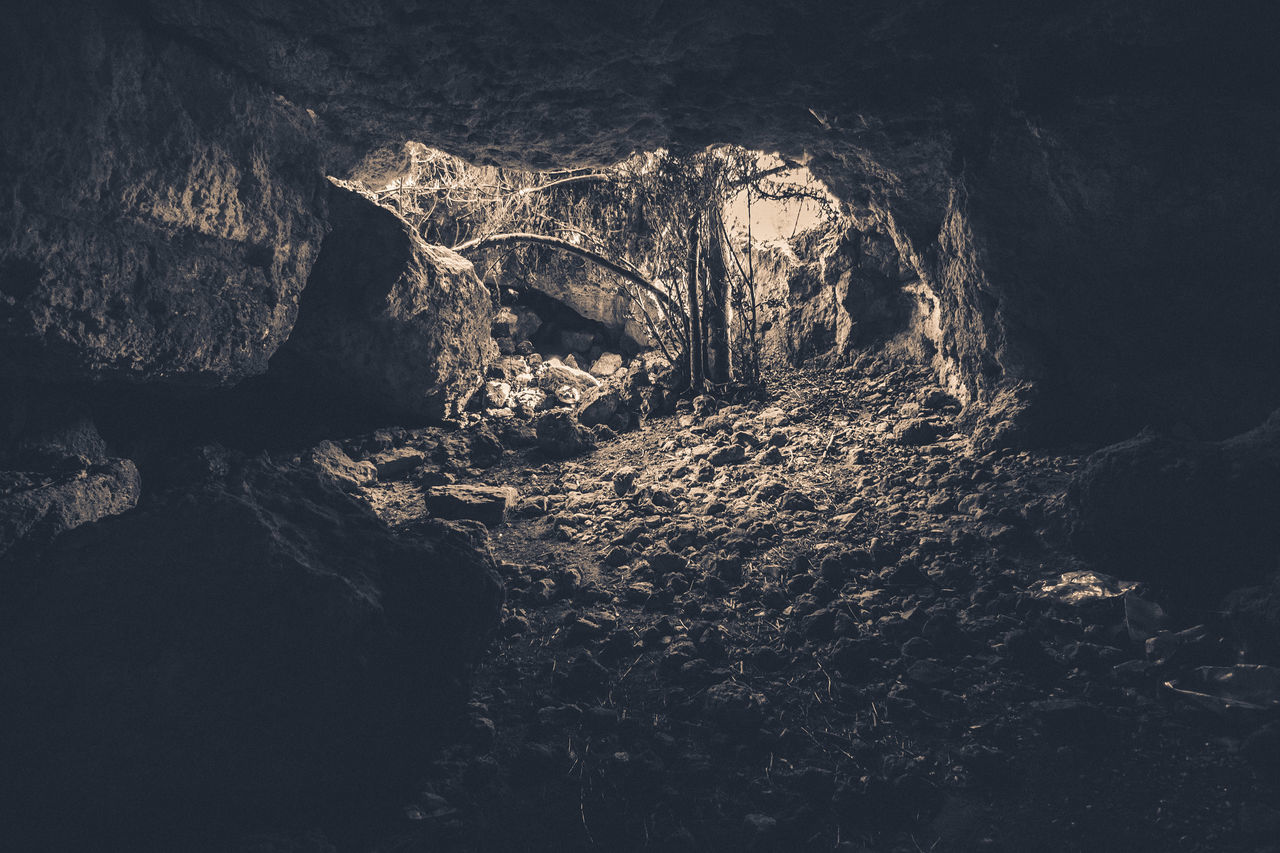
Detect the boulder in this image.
<box><xmin>589</xmin><ymin>352</ymin><xmax>624</xmax><ymax>378</ymax></box>
<box><xmin>0</xmin><ymin>459</ymin><xmax>503</xmax><ymax>846</ymax></box>
<box><xmin>483</xmin><ymin>380</ymin><xmax>512</xmax><ymax>410</ymax></box>
<box><xmin>0</xmin><ymin>459</ymin><xmax>141</xmax><ymax>560</ymax></box>
<box><xmin>578</xmin><ymin>389</ymin><xmax>622</xmax><ymax>427</ymax></box>
<box><xmin>269</xmin><ymin>180</ymin><xmax>494</xmax><ymax>423</ymax></box>
<box><xmin>306</xmin><ymin>440</ymin><xmax>376</xmax><ymax>492</ymax></box>
<box><xmin>1068</xmin><ymin>410</ymin><xmax>1280</xmax><ymax>593</ymax></box>
<box><xmin>0</xmin><ymin>4</ymin><xmax>326</xmax><ymax>387</ymax></box>
<box><xmin>895</xmin><ymin>418</ymin><xmax>940</xmax><ymax>446</ymax></box>
<box><xmin>424</xmin><ymin>484</ymin><xmax>519</xmax><ymax>528</ymax></box>
<box><xmin>368</xmin><ymin>446</ymin><xmax>427</xmax><ymax>479</ymax></box>
<box><xmin>539</xmin><ymin>360</ymin><xmax>601</xmax><ymax>395</ymax></box>
<box><xmin>536</xmin><ymin>411</ymin><xmax>595</xmax><ymax>459</ymax></box>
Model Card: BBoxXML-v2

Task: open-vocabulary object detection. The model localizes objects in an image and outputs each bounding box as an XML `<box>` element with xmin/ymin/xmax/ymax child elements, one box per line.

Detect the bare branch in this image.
<box><xmin>452</xmin><ymin>232</ymin><xmax>679</xmax><ymax>313</ymax></box>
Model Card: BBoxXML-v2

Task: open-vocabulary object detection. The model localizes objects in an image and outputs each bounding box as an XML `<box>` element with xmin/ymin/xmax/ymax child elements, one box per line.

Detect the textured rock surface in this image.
<box><xmin>536</xmin><ymin>411</ymin><xmax>596</xmax><ymax>458</ymax></box>
<box><xmin>752</xmin><ymin>223</ymin><xmax>939</xmax><ymax>377</ymax></box>
<box><xmin>0</xmin><ymin>458</ymin><xmax>503</xmax><ymax>846</ymax></box>
<box><xmin>306</xmin><ymin>439</ymin><xmax>376</xmax><ymax>492</ymax></box>
<box><xmin>4</xmin><ymin>1</ymin><xmax>1278</xmax><ymax>441</ymax></box>
<box><xmin>270</xmin><ymin>181</ymin><xmax>494</xmax><ymax>422</ymax></box>
<box><xmin>424</xmin><ymin>484</ymin><xmax>518</xmax><ymax>528</ymax></box>
<box><xmin>0</xmin><ymin>3</ymin><xmax>327</xmax><ymax>386</ymax></box>
<box><xmin>134</xmin><ymin>0</ymin><xmax>1280</xmax><ymax>440</ymax></box>
<box><xmin>0</xmin><ymin>459</ymin><xmax>141</xmax><ymax>560</ymax></box>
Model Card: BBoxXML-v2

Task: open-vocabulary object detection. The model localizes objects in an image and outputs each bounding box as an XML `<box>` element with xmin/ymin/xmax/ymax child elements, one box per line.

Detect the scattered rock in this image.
<box><xmin>535</xmin><ymin>411</ymin><xmax>596</xmax><ymax>458</ymax></box>
<box><xmin>368</xmin><ymin>446</ymin><xmax>427</xmax><ymax>479</ymax></box>
<box><xmin>307</xmin><ymin>440</ymin><xmax>377</xmax><ymax>492</ymax></box>
<box><xmin>708</xmin><ymin>444</ymin><xmax>747</xmax><ymax>466</ymax></box>
<box><xmin>779</xmin><ymin>490</ymin><xmax>816</xmax><ymax>511</ymax></box>
<box><xmin>895</xmin><ymin>418</ymin><xmax>940</xmax><ymax>446</ymax></box>
<box><xmin>483</xmin><ymin>380</ymin><xmax>512</xmax><ymax>410</ymax></box>
<box><xmin>589</xmin><ymin>352</ymin><xmax>624</xmax><ymax>378</ymax></box>
<box><xmin>424</xmin><ymin>484</ymin><xmax>519</xmax><ymax>527</ymax></box>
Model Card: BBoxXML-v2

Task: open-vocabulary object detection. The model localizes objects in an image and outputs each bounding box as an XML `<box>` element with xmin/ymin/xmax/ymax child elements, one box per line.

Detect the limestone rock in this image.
<box><xmin>538</xmin><ymin>360</ymin><xmax>601</xmax><ymax>395</ymax></box>
<box><xmin>270</xmin><ymin>180</ymin><xmax>494</xmax><ymax>423</ymax></box>
<box><xmin>0</xmin><ymin>3</ymin><xmax>326</xmax><ymax>386</ymax></box>
<box><xmin>578</xmin><ymin>389</ymin><xmax>622</xmax><ymax>428</ymax></box>
<box><xmin>589</xmin><ymin>352</ymin><xmax>624</xmax><ymax>378</ymax></box>
<box><xmin>368</xmin><ymin>447</ymin><xmax>427</xmax><ymax>480</ymax></box>
<box><xmin>0</xmin><ymin>459</ymin><xmax>141</xmax><ymax>559</ymax></box>
<box><xmin>307</xmin><ymin>440</ymin><xmax>376</xmax><ymax>492</ymax></box>
<box><xmin>483</xmin><ymin>380</ymin><xmax>512</xmax><ymax>410</ymax></box>
<box><xmin>424</xmin><ymin>484</ymin><xmax>519</xmax><ymax>528</ymax></box>
<box><xmin>536</xmin><ymin>411</ymin><xmax>595</xmax><ymax>459</ymax></box>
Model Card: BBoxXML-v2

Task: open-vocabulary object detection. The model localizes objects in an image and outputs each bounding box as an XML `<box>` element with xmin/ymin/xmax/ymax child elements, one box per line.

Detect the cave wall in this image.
<box><xmin>0</xmin><ymin>2</ymin><xmax>328</xmax><ymax>387</ymax></box>
<box><xmin>750</xmin><ymin>223</ymin><xmax>939</xmax><ymax>374</ymax></box>
<box><xmin>3</xmin><ymin>0</ymin><xmax>1278</xmax><ymax>444</ymax></box>
<box><xmin>814</xmin><ymin>90</ymin><xmax>1280</xmax><ymax>440</ymax></box>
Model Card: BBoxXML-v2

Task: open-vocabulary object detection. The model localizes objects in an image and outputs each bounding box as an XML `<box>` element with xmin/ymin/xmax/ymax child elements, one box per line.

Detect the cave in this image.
<box><xmin>3</xmin><ymin>2</ymin><xmax>1280</xmax><ymax>851</ymax></box>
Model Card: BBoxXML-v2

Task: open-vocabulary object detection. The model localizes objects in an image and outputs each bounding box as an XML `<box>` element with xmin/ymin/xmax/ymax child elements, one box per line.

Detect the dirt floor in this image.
<box><xmin>343</xmin><ymin>363</ymin><xmax>1279</xmax><ymax>853</ymax></box>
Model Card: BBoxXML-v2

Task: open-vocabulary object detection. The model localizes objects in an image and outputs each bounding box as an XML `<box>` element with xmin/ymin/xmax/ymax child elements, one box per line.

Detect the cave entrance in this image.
<box><xmin>351</xmin><ymin>142</ymin><xmax>842</xmax><ymax>397</ymax></box>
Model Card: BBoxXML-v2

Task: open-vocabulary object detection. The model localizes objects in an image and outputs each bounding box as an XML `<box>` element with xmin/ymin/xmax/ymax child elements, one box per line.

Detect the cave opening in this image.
<box><xmin>3</xmin><ymin>3</ymin><xmax>1280</xmax><ymax>852</ymax></box>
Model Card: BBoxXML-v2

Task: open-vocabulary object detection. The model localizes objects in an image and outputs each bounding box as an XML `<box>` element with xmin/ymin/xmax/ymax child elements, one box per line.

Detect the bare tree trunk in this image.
<box><xmin>686</xmin><ymin>213</ymin><xmax>704</xmax><ymax>392</ymax></box>
<box><xmin>705</xmin><ymin>208</ymin><xmax>731</xmax><ymax>384</ymax></box>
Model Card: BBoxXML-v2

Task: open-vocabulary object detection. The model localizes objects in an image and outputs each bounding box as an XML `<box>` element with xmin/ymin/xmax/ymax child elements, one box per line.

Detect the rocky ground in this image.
<box><xmin>272</xmin><ymin>361</ymin><xmax>1278</xmax><ymax>853</ymax></box>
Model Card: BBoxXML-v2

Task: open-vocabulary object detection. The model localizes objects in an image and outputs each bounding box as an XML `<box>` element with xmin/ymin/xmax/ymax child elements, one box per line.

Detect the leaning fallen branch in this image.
<box><xmin>452</xmin><ymin>232</ymin><xmax>679</xmax><ymax>314</ymax></box>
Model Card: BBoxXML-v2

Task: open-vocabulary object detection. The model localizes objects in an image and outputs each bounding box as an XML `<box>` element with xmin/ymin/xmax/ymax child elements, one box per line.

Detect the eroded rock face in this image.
<box><xmin>0</xmin><ymin>3</ymin><xmax>327</xmax><ymax>386</ymax></box>
<box><xmin>752</xmin><ymin>224</ymin><xmax>935</xmax><ymax>374</ymax></box>
<box><xmin>0</xmin><ymin>458</ymin><xmax>503</xmax><ymax>846</ymax></box>
<box><xmin>0</xmin><ymin>459</ymin><xmax>141</xmax><ymax>560</ymax></box>
<box><xmin>270</xmin><ymin>180</ymin><xmax>494</xmax><ymax>422</ymax></box>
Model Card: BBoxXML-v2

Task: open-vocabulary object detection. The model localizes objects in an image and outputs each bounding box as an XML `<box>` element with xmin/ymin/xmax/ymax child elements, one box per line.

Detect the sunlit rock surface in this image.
<box><xmin>0</xmin><ymin>3</ymin><xmax>327</xmax><ymax>386</ymax></box>
<box><xmin>0</xmin><ymin>459</ymin><xmax>141</xmax><ymax>560</ymax></box>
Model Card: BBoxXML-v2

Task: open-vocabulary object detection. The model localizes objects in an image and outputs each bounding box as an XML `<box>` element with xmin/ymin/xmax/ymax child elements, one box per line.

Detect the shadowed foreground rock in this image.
<box><xmin>269</xmin><ymin>180</ymin><xmax>494</xmax><ymax>422</ymax></box>
<box><xmin>1068</xmin><ymin>409</ymin><xmax>1280</xmax><ymax>595</ymax></box>
<box><xmin>0</xmin><ymin>457</ymin><xmax>503</xmax><ymax>848</ymax></box>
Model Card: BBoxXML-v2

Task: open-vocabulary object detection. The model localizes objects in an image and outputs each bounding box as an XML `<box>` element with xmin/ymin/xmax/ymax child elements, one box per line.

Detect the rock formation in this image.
<box><xmin>1068</xmin><ymin>408</ymin><xmax>1280</xmax><ymax>595</ymax></box>
<box><xmin>270</xmin><ymin>180</ymin><xmax>494</xmax><ymax>422</ymax></box>
<box><xmin>0</xmin><ymin>3</ymin><xmax>327</xmax><ymax>387</ymax></box>
<box><xmin>0</xmin><ymin>456</ymin><xmax>503</xmax><ymax>847</ymax></box>
<box><xmin>5</xmin><ymin>1</ymin><xmax>1277</xmax><ymax>442</ymax></box>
